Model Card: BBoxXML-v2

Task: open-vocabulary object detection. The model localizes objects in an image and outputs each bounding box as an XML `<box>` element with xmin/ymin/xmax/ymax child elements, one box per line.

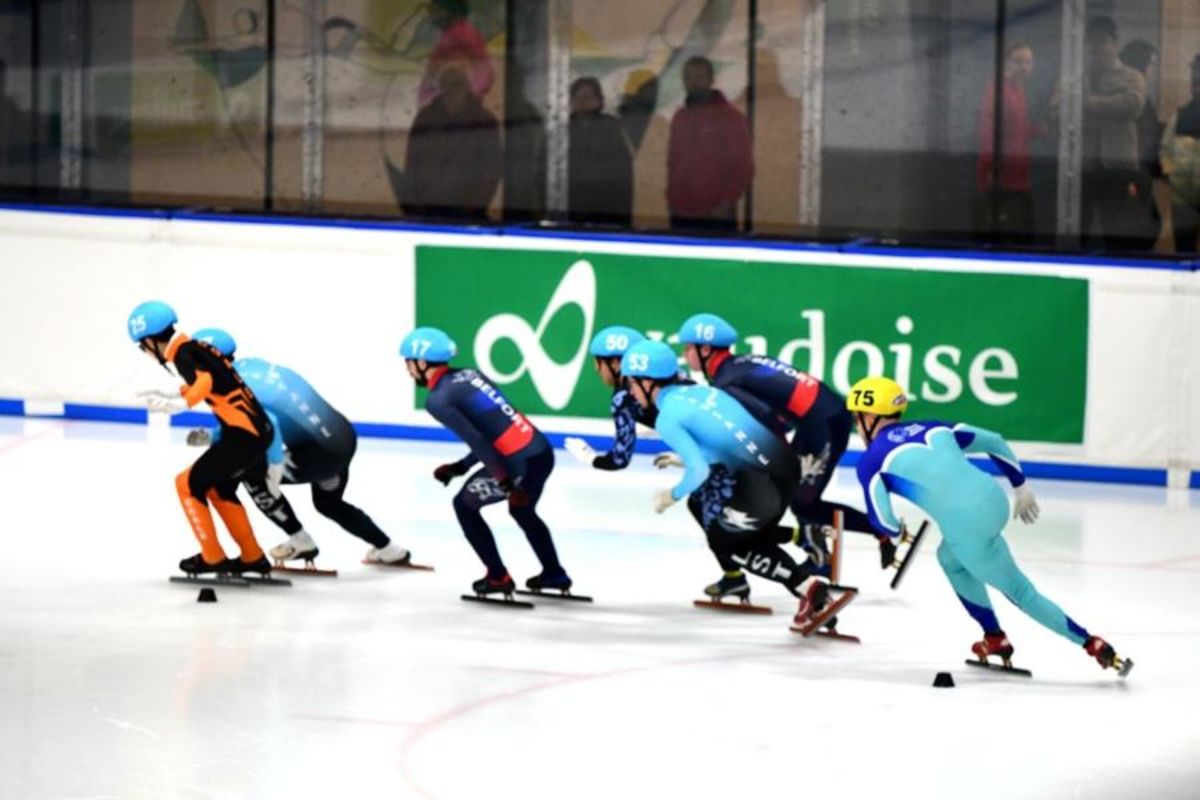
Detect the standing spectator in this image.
<box><xmin>568</xmin><ymin>77</ymin><xmax>633</xmax><ymax>227</ymax></box>
<box><xmin>401</xmin><ymin>66</ymin><xmax>502</xmax><ymax>222</ymax></box>
<box><xmin>1161</xmin><ymin>56</ymin><xmax>1200</xmax><ymax>253</ymax></box>
<box><xmin>1120</xmin><ymin>40</ymin><xmax>1164</xmax><ymax>250</ymax></box>
<box><xmin>667</xmin><ymin>56</ymin><xmax>753</xmax><ymax>232</ymax></box>
<box><xmin>1080</xmin><ymin>17</ymin><xmax>1147</xmax><ymax>250</ymax></box>
<box><xmin>418</xmin><ymin>0</ymin><xmax>494</xmax><ymax>108</ymax></box>
<box><xmin>0</xmin><ymin>57</ymin><xmax>25</xmax><ymax>192</ymax></box>
<box><xmin>503</xmin><ymin>60</ymin><xmax>546</xmax><ymax>222</ymax></box>
<box><xmin>977</xmin><ymin>43</ymin><xmax>1040</xmax><ymax>243</ymax></box>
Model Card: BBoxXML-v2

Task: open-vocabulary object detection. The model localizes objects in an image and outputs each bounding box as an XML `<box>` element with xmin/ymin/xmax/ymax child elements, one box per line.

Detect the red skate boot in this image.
<box><xmin>790</xmin><ymin>578</ymin><xmax>858</xmax><ymax>636</ymax></box>
<box><xmin>1084</xmin><ymin>636</ymin><xmax>1134</xmax><ymax>677</ymax></box>
<box><xmin>971</xmin><ymin>631</ymin><xmax>1015</xmax><ymax>668</ymax></box>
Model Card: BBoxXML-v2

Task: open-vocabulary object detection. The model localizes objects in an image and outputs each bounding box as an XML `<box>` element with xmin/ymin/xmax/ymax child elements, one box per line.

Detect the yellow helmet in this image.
<box><xmin>846</xmin><ymin>376</ymin><xmax>909</xmax><ymax>416</ymax></box>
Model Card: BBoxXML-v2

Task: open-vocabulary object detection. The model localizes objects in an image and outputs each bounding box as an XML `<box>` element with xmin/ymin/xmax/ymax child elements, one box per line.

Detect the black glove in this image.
<box><xmin>878</xmin><ymin>536</ymin><xmax>897</xmax><ymax>570</ymax></box>
<box><xmin>433</xmin><ymin>461</ymin><xmax>468</xmax><ymax>486</ymax></box>
<box><xmin>498</xmin><ymin>477</ymin><xmax>530</xmax><ymax>507</ymax></box>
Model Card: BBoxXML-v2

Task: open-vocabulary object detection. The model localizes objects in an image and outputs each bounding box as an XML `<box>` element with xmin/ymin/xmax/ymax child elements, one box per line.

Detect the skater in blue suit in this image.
<box><xmin>621</xmin><ymin>340</ymin><xmax>836</xmax><ymax>627</ymax></box>
<box><xmin>847</xmin><ymin>375</ymin><xmax>1132</xmax><ymax>676</ymax></box>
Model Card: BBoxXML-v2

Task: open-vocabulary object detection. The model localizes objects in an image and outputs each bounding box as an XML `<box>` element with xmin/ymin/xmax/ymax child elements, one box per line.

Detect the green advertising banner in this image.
<box><xmin>415</xmin><ymin>246</ymin><xmax>1088</xmax><ymax>443</ymax></box>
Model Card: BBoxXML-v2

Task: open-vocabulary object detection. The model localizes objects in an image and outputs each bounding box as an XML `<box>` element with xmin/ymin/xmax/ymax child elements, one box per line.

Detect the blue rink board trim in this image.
<box><xmin>0</xmin><ymin>397</ymin><xmax>1181</xmax><ymax>487</ymax></box>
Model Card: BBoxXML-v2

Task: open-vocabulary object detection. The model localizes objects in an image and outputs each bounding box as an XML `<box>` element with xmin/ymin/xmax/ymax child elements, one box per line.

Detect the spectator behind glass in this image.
<box><xmin>1081</xmin><ymin>16</ymin><xmax>1147</xmax><ymax>250</ymax></box>
<box><xmin>0</xmin><ymin>57</ymin><xmax>21</xmax><ymax>188</ymax></box>
<box><xmin>1161</xmin><ymin>56</ymin><xmax>1200</xmax><ymax>253</ymax></box>
<box><xmin>401</xmin><ymin>65</ymin><xmax>502</xmax><ymax>222</ymax></box>
<box><xmin>568</xmin><ymin>77</ymin><xmax>633</xmax><ymax>227</ymax></box>
<box><xmin>1119</xmin><ymin>40</ymin><xmax>1165</xmax><ymax>250</ymax></box>
<box><xmin>418</xmin><ymin>0</ymin><xmax>493</xmax><ymax>108</ymax></box>
<box><xmin>976</xmin><ymin>43</ymin><xmax>1041</xmax><ymax>244</ymax></box>
<box><xmin>667</xmin><ymin>56</ymin><xmax>753</xmax><ymax>233</ymax></box>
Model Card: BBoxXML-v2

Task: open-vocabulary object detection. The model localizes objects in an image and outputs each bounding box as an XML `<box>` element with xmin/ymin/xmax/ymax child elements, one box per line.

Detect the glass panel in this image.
<box><xmin>0</xmin><ymin>2</ymin><xmax>37</xmax><ymax>199</ymax></box>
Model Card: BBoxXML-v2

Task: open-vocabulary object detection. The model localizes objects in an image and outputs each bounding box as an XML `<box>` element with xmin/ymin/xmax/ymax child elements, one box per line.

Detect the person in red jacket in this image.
<box><xmin>667</xmin><ymin>56</ymin><xmax>753</xmax><ymax>232</ymax></box>
<box><xmin>418</xmin><ymin>0</ymin><xmax>494</xmax><ymax>108</ymax></box>
<box><xmin>976</xmin><ymin>43</ymin><xmax>1041</xmax><ymax>243</ymax></box>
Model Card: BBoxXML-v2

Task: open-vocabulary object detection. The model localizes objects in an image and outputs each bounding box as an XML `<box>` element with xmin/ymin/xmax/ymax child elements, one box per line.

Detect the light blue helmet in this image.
<box><xmin>677</xmin><ymin>313</ymin><xmax>738</xmax><ymax>347</ymax></box>
<box><xmin>620</xmin><ymin>340</ymin><xmax>679</xmax><ymax>380</ymax></box>
<box><xmin>400</xmin><ymin>327</ymin><xmax>457</xmax><ymax>363</ymax></box>
<box><xmin>192</xmin><ymin>328</ymin><xmax>237</xmax><ymax>357</ymax></box>
<box><xmin>127</xmin><ymin>301</ymin><xmax>178</xmax><ymax>342</ymax></box>
<box><xmin>589</xmin><ymin>325</ymin><xmax>646</xmax><ymax>358</ymax></box>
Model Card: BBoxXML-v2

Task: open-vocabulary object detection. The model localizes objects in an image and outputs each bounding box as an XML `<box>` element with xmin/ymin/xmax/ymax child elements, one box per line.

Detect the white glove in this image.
<box><xmin>653</xmin><ymin>489</ymin><xmax>677</xmax><ymax>514</ymax></box>
<box><xmin>138</xmin><ymin>389</ymin><xmax>186</xmax><ymax>415</ymax></box>
<box><xmin>1013</xmin><ymin>484</ymin><xmax>1039</xmax><ymax>524</ymax></box>
<box><xmin>186</xmin><ymin>428</ymin><xmax>212</xmax><ymax>447</ymax></box>
<box><xmin>266</xmin><ymin>462</ymin><xmax>284</xmax><ymax>497</ymax></box>
<box><xmin>564</xmin><ymin>437</ymin><xmax>597</xmax><ymax>466</ymax></box>
<box><xmin>653</xmin><ymin>452</ymin><xmax>684</xmax><ymax>469</ymax></box>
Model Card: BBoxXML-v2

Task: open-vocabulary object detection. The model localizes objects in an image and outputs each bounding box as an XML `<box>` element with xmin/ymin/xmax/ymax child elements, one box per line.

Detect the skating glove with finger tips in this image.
<box><xmin>139</xmin><ymin>389</ymin><xmax>186</xmax><ymax>415</ymax></box>
<box><xmin>1013</xmin><ymin>484</ymin><xmax>1039</xmax><ymax>524</ymax></box>
<box><xmin>653</xmin><ymin>452</ymin><xmax>684</xmax><ymax>469</ymax></box>
<box><xmin>433</xmin><ymin>462</ymin><xmax>468</xmax><ymax>486</ymax></box>
<box><xmin>266</xmin><ymin>463</ymin><xmax>284</xmax><ymax>496</ymax></box>
<box><xmin>564</xmin><ymin>436</ymin><xmax>597</xmax><ymax>466</ymax></box>
<box><xmin>878</xmin><ymin>535</ymin><xmax>897</xmax><ymax>570</ymax></box>
<box><xmin>653</xmin><ymin>489</ymin><xmax>676</xmax><ymax>514</ymax></box>
<box><xmin>186</xmin><ymin>428</ymin><xmax>212</xmax><ymax>447</ymax></box>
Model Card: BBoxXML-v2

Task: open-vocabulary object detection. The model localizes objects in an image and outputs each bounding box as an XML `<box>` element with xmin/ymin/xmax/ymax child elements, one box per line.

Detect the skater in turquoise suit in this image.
<box><xmin>847</xmin><ymin>376</ymin><xmax>1132</xmax><ymax>676</ymax></box>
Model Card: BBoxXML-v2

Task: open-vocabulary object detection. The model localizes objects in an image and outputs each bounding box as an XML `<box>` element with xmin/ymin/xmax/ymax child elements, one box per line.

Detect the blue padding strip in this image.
<box><xmin>168</xmin><ymin>411</ymin><xmax>216</xmax><ymax>428</ymax></box>
<box><xmin>1</xmin><ymin>202</ymin><xmax>1195</xmax><ymax>272</ymax></box>
<box><xmin>63</xmin><ymin>403</ymin><xmax>147</xmax><ymax>424</ymax></box>
<box><xmin>1191</xmin><ymin>472</ymin><xmax>1200</xmax><ymax>490</ymax></box>
<box><xmin>0</xmin><ymin>398</ymin><xmax>25</xmax><ymax>416</ymax></box>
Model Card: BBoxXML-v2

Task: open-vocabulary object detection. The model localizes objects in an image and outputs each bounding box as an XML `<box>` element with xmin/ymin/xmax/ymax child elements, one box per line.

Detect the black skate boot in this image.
<box><xmin>178</xmin><ymin>553</ymin><xmax>231</xmax><ymax>576</ymax></box>
<box><xmin>227</xmin><ymin>555</ymin><xmax>273</xmax><ymax>576</ymax></box>
<box><xmin>704</xmin><ymin>572</ymin><xmax>751</xmax><ymax>601</ymax></box>
<box><xmin>472</xmin><ymin>573</ymin><xmax>517</xmax><ymax>596</ymax></box>
<box><xmin>524</xmin><ymin>570</ymin><xmax>573</xmax><ymax>593</ymax></box>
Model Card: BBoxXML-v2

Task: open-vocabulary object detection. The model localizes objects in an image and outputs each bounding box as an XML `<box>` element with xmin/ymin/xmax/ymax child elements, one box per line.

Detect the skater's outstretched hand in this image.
<box><xmin>433</xmin><ymin>462</ymin><xmax>468</xmax><ymax>486</ymax></box>
<box><xmin>653</xmin><ymin>489</ymin><xmax>676</xmax><ymax>514</ymax></box>
<box><xmin>139</xmin><ymin>389</ymin><xmax>185</xmax><ymax>415</ymax></box>
<box><xmin>564</xmin><ymin>437</ymin><xmax>597</xmax><ymax>466</ymax></box>
<box><xmin>186</xmin><ymin>428</ymin><xmax>212</xmax><ymax>447</ymax></box>
<box><xmin>877</xmin><ymin>535</ymin><xmax>897</xmax><ymax>570</ymax></box>
<box><xmin>1013</xmin><ymin>484</ymin><xmax>1039</xmax><ymax>524</ymax></box>
<box><xmin>653</xmin><ymin>452</ymin><xmax>684</xmax><ymax>469</ymax></box>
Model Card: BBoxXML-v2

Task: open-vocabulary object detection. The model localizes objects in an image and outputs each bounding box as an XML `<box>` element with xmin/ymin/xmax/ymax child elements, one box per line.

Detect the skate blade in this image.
<box><xmin>792</xmin><ymin>588</ymin><xmax>858</xmax><ymax>637</ymax></box>
<box><xmin>890</xmin><ymin>521</ymin><xmax>930</xmax><ymax>590</ymax></box>
<box><xmin>811</xmin><ymin>628</ymin><xmax>862</xmax><ymax>644</ymax></box>
<box><xmin>362</xmin><ymin>559</ymin><xmax>435</xmax><ymax>571</ymax></box>
<box><xmin>514</xmin><ymin>589</ymin><xmax>593</xmax><ymax>603</ymax></box>
<box><xmin>272</xmin><ymin>562</ymin><xmax>338</xmax><ymax>577</ymax></box>
<box><xmin>169</xmin><ymin>575</ymin><xmax>250</xmax><ymax>588</ymax></box>
<box><xmin>460</xmin><ymin>593</ymin><xmax>535</xmax><ymax>609</ymax></box>
<box><xmin>693</xmin><ymin>598</ymin><xmax>773</xmax><ymax>615</ymax></box>
<box><xmin>240</xmin><ymin>575</ymin><xmax>293</xmax><ymax>587</ymax></box>
<box><xmin>963</xmin><ymin>658</ymin><xmax>1033</xmax><ymax>678</ymax></box>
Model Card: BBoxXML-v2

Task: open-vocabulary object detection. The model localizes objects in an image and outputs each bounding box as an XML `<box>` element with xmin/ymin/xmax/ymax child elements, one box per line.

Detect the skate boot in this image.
<box><xmin>269</xmin><ymin>531</ymin><xmax>319</xmax><ymax>563</ymax></box>
<box><xmin>471</xmin><ymin>573</ymin><xmax>516</xmax><ymax>597</ymax></box>
<box><xmin>1084</xmin><ymin>635</ymin><xmax>1134</xmax><ymax>677</ymax></box>
<box><xmin>364</xmin><ymin>542</ymin><xmax>411</xmax><ymax>566</ymax></box>
<box><xmin>227</xmin><ymin>554</ymin><xmax>273</xmax><ymax>576</ymax></box>
<box><xmin>704</xmin><ymin>571</ymin><xmax>751</xmax><ymax>601</ymax></box>
<box><xmin>525</xmin><ymin>570</ymin><xmax>573</xmax><ymax>593</ymax></box>
<box><xmin>791</xmin><ymin>578</ymin><xmax>830</xmax><ymax>628</ymax></box>
<box><xmin>793</xmin><ymin>524</ymin><xmax>832</xmax><ymax>578</ymax></box>
<box><xmin>971</xmin><ymin>631</ymin><xmax>1015</xmax><ymax>668</ymax></box>
<box><xmin>178</xmin><ymin>553</ymin><xmax>230</xmax><ymax>576</ymax></box>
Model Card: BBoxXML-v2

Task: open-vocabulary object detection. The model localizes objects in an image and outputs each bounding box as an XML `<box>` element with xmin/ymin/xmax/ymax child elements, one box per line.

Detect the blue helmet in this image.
<box><xmin>400</xmin><ymin>327</ymin><xmax>457</xmax><ymax>363</ymax></box>
<box><xmin>192</xmin><ymin>328</ymin><xmax>237</xmax><ymax>357</ymax></box>
<box><xmin>620</xmin><ymin>340</ymin><xmax>679</xmax><ymax>380</ymax></box>
<box><xmin>677</xmin><ymin>313</ymin><xmax>738</xmax><ymax>347</ymax></box>
<box><xmin>127</xmin><ymin>301</ymin><xmax>178</xmax><ymax>342</ymax></box>
<box><xmin>589</xmin><ymin>325</ymin><xmax>646</xmax><ymax>358</ymax></box>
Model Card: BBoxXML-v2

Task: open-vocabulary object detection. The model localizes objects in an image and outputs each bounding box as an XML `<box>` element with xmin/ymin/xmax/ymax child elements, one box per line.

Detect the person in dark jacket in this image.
<box><xmin>568</xmin><ymin>77</ymin><xmax>633</xmax><ymax>226</ymax></box>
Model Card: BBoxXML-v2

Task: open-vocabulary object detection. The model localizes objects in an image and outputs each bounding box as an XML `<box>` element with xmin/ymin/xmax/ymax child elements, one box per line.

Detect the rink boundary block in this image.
<box><xmin>0</xmin><ymin>397</ymin><xmax>1183</xmax><ymax>487</ymax></box>
<box><xmin>0</xmin><ymin>201</ymin><xmax>1196</xmax><ymax>273</ymax></box>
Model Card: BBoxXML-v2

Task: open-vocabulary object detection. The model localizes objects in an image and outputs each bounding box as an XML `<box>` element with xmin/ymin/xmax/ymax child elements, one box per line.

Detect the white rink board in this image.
<box><xmin>0</xmin><ymin>207</ymin><xmax>1197</xmax><ymax>474</ymax></box>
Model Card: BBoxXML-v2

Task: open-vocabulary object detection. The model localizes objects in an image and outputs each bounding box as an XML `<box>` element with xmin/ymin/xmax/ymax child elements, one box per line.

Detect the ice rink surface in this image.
<box><xmin>1</xmin><ymin>416</ymin><xmax>1198</xmax><ymax>800</ymax></box>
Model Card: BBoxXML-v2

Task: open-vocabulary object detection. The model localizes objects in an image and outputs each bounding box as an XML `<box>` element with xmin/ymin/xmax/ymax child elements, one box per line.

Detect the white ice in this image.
<box><xmin>1</xmin><ymin>416</ymin><xmax>1198</xmax><ymax>800</ymax></box>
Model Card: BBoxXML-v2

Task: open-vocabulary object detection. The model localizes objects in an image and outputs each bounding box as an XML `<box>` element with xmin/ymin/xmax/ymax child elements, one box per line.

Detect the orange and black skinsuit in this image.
<box><xmin>167</xmin><ymin>334</ymin><xmax>274</xmax><ymax>566</ymax></box>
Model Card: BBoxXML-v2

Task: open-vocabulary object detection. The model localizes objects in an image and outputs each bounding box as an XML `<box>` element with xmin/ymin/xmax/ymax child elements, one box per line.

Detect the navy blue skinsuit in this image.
<box><xmin>425</xmin><ymin>367</ymin><xmax>563</xmax><ymax>579</ymax></box>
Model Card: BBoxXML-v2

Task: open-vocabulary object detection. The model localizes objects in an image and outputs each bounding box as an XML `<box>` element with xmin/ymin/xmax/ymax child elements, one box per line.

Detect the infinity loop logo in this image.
<box><xmin>474</xmin><ymin>259</ymin><xmax>596</xmax><ymax>410</ymax></box>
